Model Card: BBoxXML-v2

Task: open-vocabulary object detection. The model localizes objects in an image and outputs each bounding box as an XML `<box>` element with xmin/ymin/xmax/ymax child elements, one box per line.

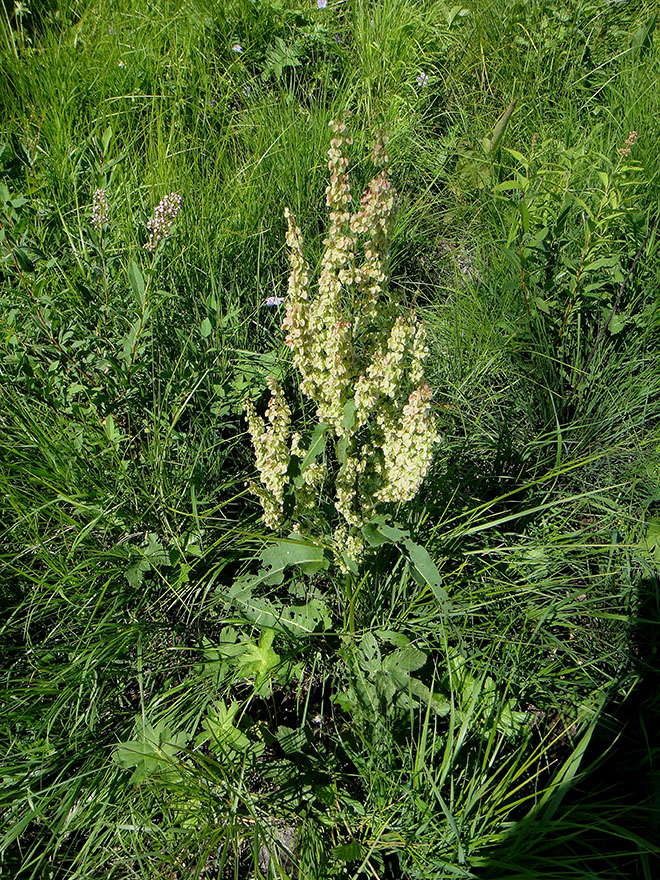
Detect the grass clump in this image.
<box><xmin>1</xmin><ymin>1</ymin><xmax>660</xmax><ymax>878</ymax></box>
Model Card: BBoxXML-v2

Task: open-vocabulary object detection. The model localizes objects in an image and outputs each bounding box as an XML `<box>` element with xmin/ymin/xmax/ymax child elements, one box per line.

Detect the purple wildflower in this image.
<box><xmin>265</xmin><ymin>296</ymin><xmax>285</xmax><ymax>307</ymax></box>
<box><xmin>231</xmin><ymin>44</ymin><xmax>243</xmax><ymax>53</ymax></box>
<box><xmin>317</xmin><ymin>0</ymin><xmax>327</xmax><ymax>8</ymax></box>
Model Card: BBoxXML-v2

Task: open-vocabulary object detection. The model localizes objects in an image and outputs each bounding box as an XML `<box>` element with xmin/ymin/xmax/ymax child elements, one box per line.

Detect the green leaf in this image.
<box><xmin>358</xmin><ymin>632</ymin><xmax>381</xmax><ymax>673</ymax></box>
<box><xmin>484</xmin><ymin>99</ymin><xmax>516</xmax><ymax>154</ymax></box>
<box><xmin>102</xmin><ymin>125</ymin><xmax>113</xmax><ymax>156</ymax></box>
<box><xmin>403</xmin><ymin>539</ymin><xmax>450</xmax><ymax>609</ymax></box>
<box><xmin>342</xmin><ymin>399</ymin><xmax>356</xmax><ymax>432</ymax></box>
<box><xmin>608</xmin><ymin>312</ymin><xmax>626</xmax><ymax>335</ymax></box>
<box><xmin>260</xmin><ymin>534</ymin><xmax>330</xmax><ymax>584</ymax></box>
<box><xmin>103</xmin><ymin>413</ymin><xmax>120</xmax><ymax>447</ymax></box>
<box><xmin>382</xmin><ymin>644</ymin><xmax>426</xmax><ymax>681</ymax></box>
<box><xmin>638</xmin><ymin>516</ymin><xmax>660</xmax><ymax>563</ymax></box>
<box><xmin>114</xmin><ymin>717</ymin><xmax>189</xmax><ymax>783</ymax></box>
<box><xmin>202</xmin><ymin>701</ymin><xmax>250</xmax><ymax>753</ymax></box>
<box><xmin>200</xmin><ymin>317</ymin><xmax>213</xmax><ymax>338</ymax></box>
<box><xmin>280</xmin><ymin>597</ymin><xmax>331</xmax><ymax>634</ymax></box>
<box><xmin>630</xmin><ymin>14</ymin><xmax>656</xmax><ymax>55</ymax></box>
<box><xmin>519</xmin><ymin>198</ymin><xmax>530</xmax><ymax>234</ymax></box>
<box><xmin>332</xmin><ymin>841</ymin><xmax>363</xmax><ymax>862</ymax></box>
<box><xmin>362</xmin><ymin>515</ymin><xmax>409</xmax><ymax>547</ymax></box>
<box><xmin>276</xmin><ymin>724</ymin><xmax>307</xmax><ymax>755</ymax></box>
<box><xmin>299</xmin><ymin>422</ymin><xmax>329</xmax><ymax>473</ymax></box>
<box><xmin>236</xmin><ymin>629</ymin><xmax>280</xmax><ymax>697</ymax></box>
<box><xmin>128</xmin><ymin>260</ymin><xmax>145</xmax><ymax>308</ymax></box>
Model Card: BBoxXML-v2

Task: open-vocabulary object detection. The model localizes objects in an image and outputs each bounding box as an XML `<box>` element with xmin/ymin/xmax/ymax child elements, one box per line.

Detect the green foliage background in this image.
<box><xmin>1</xmin><ymin>0</ymin><xmax>660</xmax><ymax>877</ymax></box>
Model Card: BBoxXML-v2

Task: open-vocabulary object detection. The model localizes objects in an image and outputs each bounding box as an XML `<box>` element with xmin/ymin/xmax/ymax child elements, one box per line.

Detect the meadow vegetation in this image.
<box><xmin>1</xmin><ymin>0</ymin><xmax>660</xmax><ymax>877</ymax></box>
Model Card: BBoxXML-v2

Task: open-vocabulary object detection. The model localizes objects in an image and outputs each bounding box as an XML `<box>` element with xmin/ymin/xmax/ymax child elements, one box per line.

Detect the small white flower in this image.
<box><xmin>317</xmin><ymin>0</ymin><xmax>328</xmax><ymax>7</ymax></box>
<box><xmin>117</xmin><ymin>60</ymin><xmax>125</xmax><ymax>68</ymax></box>
<box><xmin>231</xmin><ymin>44</ymin><xmax>243</xmax><ymax>53</ymax></box>
<box><xmin>265</xmin><ymin>296</ymin><xmax>285</xmax><ymax>307</ymax></box>
<box><xmin>243</xmin><ymin>84</ymin><xmax>252</xmax><ymax>97</ymax></box>
<box><xmin>416</xmin><ymin>71</ymin><xmax>429</xmax><ymax>87</ymax></box>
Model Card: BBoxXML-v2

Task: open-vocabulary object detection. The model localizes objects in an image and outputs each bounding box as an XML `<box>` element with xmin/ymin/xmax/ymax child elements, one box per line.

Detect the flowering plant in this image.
<box><xmin>246</xmin><ymin>121</ymin><xmax>437</xmax><ymax>569</ymax></box>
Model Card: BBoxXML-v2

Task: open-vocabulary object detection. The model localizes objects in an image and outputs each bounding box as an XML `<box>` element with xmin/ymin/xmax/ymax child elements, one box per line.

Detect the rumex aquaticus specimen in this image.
<box><xmin>246</xmin><ymin>121</ymin><xmax>437</xmax><ymax>569</ymax></box>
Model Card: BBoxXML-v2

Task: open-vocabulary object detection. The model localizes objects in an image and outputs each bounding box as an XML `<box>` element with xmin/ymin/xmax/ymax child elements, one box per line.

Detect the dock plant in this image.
<box><xmin>245</xmin><ymin>121</ymin><xmax>437</xmax><ymax>569</ymax></box>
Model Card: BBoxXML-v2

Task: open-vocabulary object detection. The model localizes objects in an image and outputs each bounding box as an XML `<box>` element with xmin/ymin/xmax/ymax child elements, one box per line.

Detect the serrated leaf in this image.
<box><xmin>113</xmin><ymin>717</ymin><xmax>189</xmax><ymax>783</ymax></box>
<box><xmin>203</xmin><ymin>701</ymin><xmax>250</xmax><ymax>753</ymax></box>
<box><xmin>125</xmin><ymin>557</ymin><xmax>150</xmax><ymax>588</ymax></box>
<box><xmin>142</xmin><ymin>533</ymin><xmax>170</xmax><ymax>565</ymax></box>
<box><xmin>276</xmin><ymin>725</ymin><xmax>307</xmax><ymax>755</ymax></box>
<box><xmin>383</xmin><ymin>644</ymin><xmax>426</xmax><ymax>677</ymax></box>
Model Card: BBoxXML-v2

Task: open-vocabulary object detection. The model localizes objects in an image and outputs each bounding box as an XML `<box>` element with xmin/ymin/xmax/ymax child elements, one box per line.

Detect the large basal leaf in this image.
<box><xmin>260</xmin><ymin>534</ymin><xmax>330</xmax><ymax>584</ymax></box>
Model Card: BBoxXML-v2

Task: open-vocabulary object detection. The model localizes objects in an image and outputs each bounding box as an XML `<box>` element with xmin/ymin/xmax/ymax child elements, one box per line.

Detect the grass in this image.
<box><xmin>1</xmin><ymin>0</ymin><xmax>660</xmax><ymax>877</ymax></box>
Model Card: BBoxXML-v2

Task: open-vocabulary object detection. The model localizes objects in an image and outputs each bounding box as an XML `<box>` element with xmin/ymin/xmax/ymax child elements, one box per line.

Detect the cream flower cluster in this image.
<box><xmin>376</xmin><ymin>383</ymin><xmax>435</xmax><ymax>503</ymax></box>
<box><xmin>245</xmin><ymin>376</ymin><xmax>291</xmax><ymax>529</ymax></box>
<box><xmin>247</xmin><ymin>122</ymin><xmax>437</xmax><ymax>562</ymax></box>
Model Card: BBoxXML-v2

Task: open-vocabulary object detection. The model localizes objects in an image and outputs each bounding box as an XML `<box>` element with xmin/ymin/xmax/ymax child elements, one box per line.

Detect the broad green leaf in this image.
<box><xmin>200</xmin><ymin>317</ymin><xmax>213</xmax><ymax>338</ymax></box>
<box><xmin>608</xmin><ymin>312</ymin><xmax>626</xmax><ymax>335</ymax></box>
<box><xmin>358</xmin><ymin>632</ymin><xmax>381</xmax><ymax>673</ymax></box>
<box><xmin>114</xmin><ymin>717</ymin><xmax>189</xmax><ymax>783</ymax></box>
<box><xmin>276</xmin><ymin>725</ymin><xmax>307</xmax><ymax>755</ymax></box>
<box><xmin>383</xmin><ymin>644</ymin><xmax>426</xmax><ymax>679</ymax></box>
<box><xmin>638</xmin><ymin>516</ymin><xmax>660</xmax><ymax>563</ymax></box>
<box><xmin>260</xmin><ymin>534</ymin><xmax>329</xmax><ymax>584</ymax></box>
<box><xmin>280</xmin><ymin>597</ymin><xmax>331</xmax><ymax>634</ymax></box>
<box><xmin>503</xmin><ymin>147</ymin><xmax>529</xmax><ymax>166</ymax></box>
